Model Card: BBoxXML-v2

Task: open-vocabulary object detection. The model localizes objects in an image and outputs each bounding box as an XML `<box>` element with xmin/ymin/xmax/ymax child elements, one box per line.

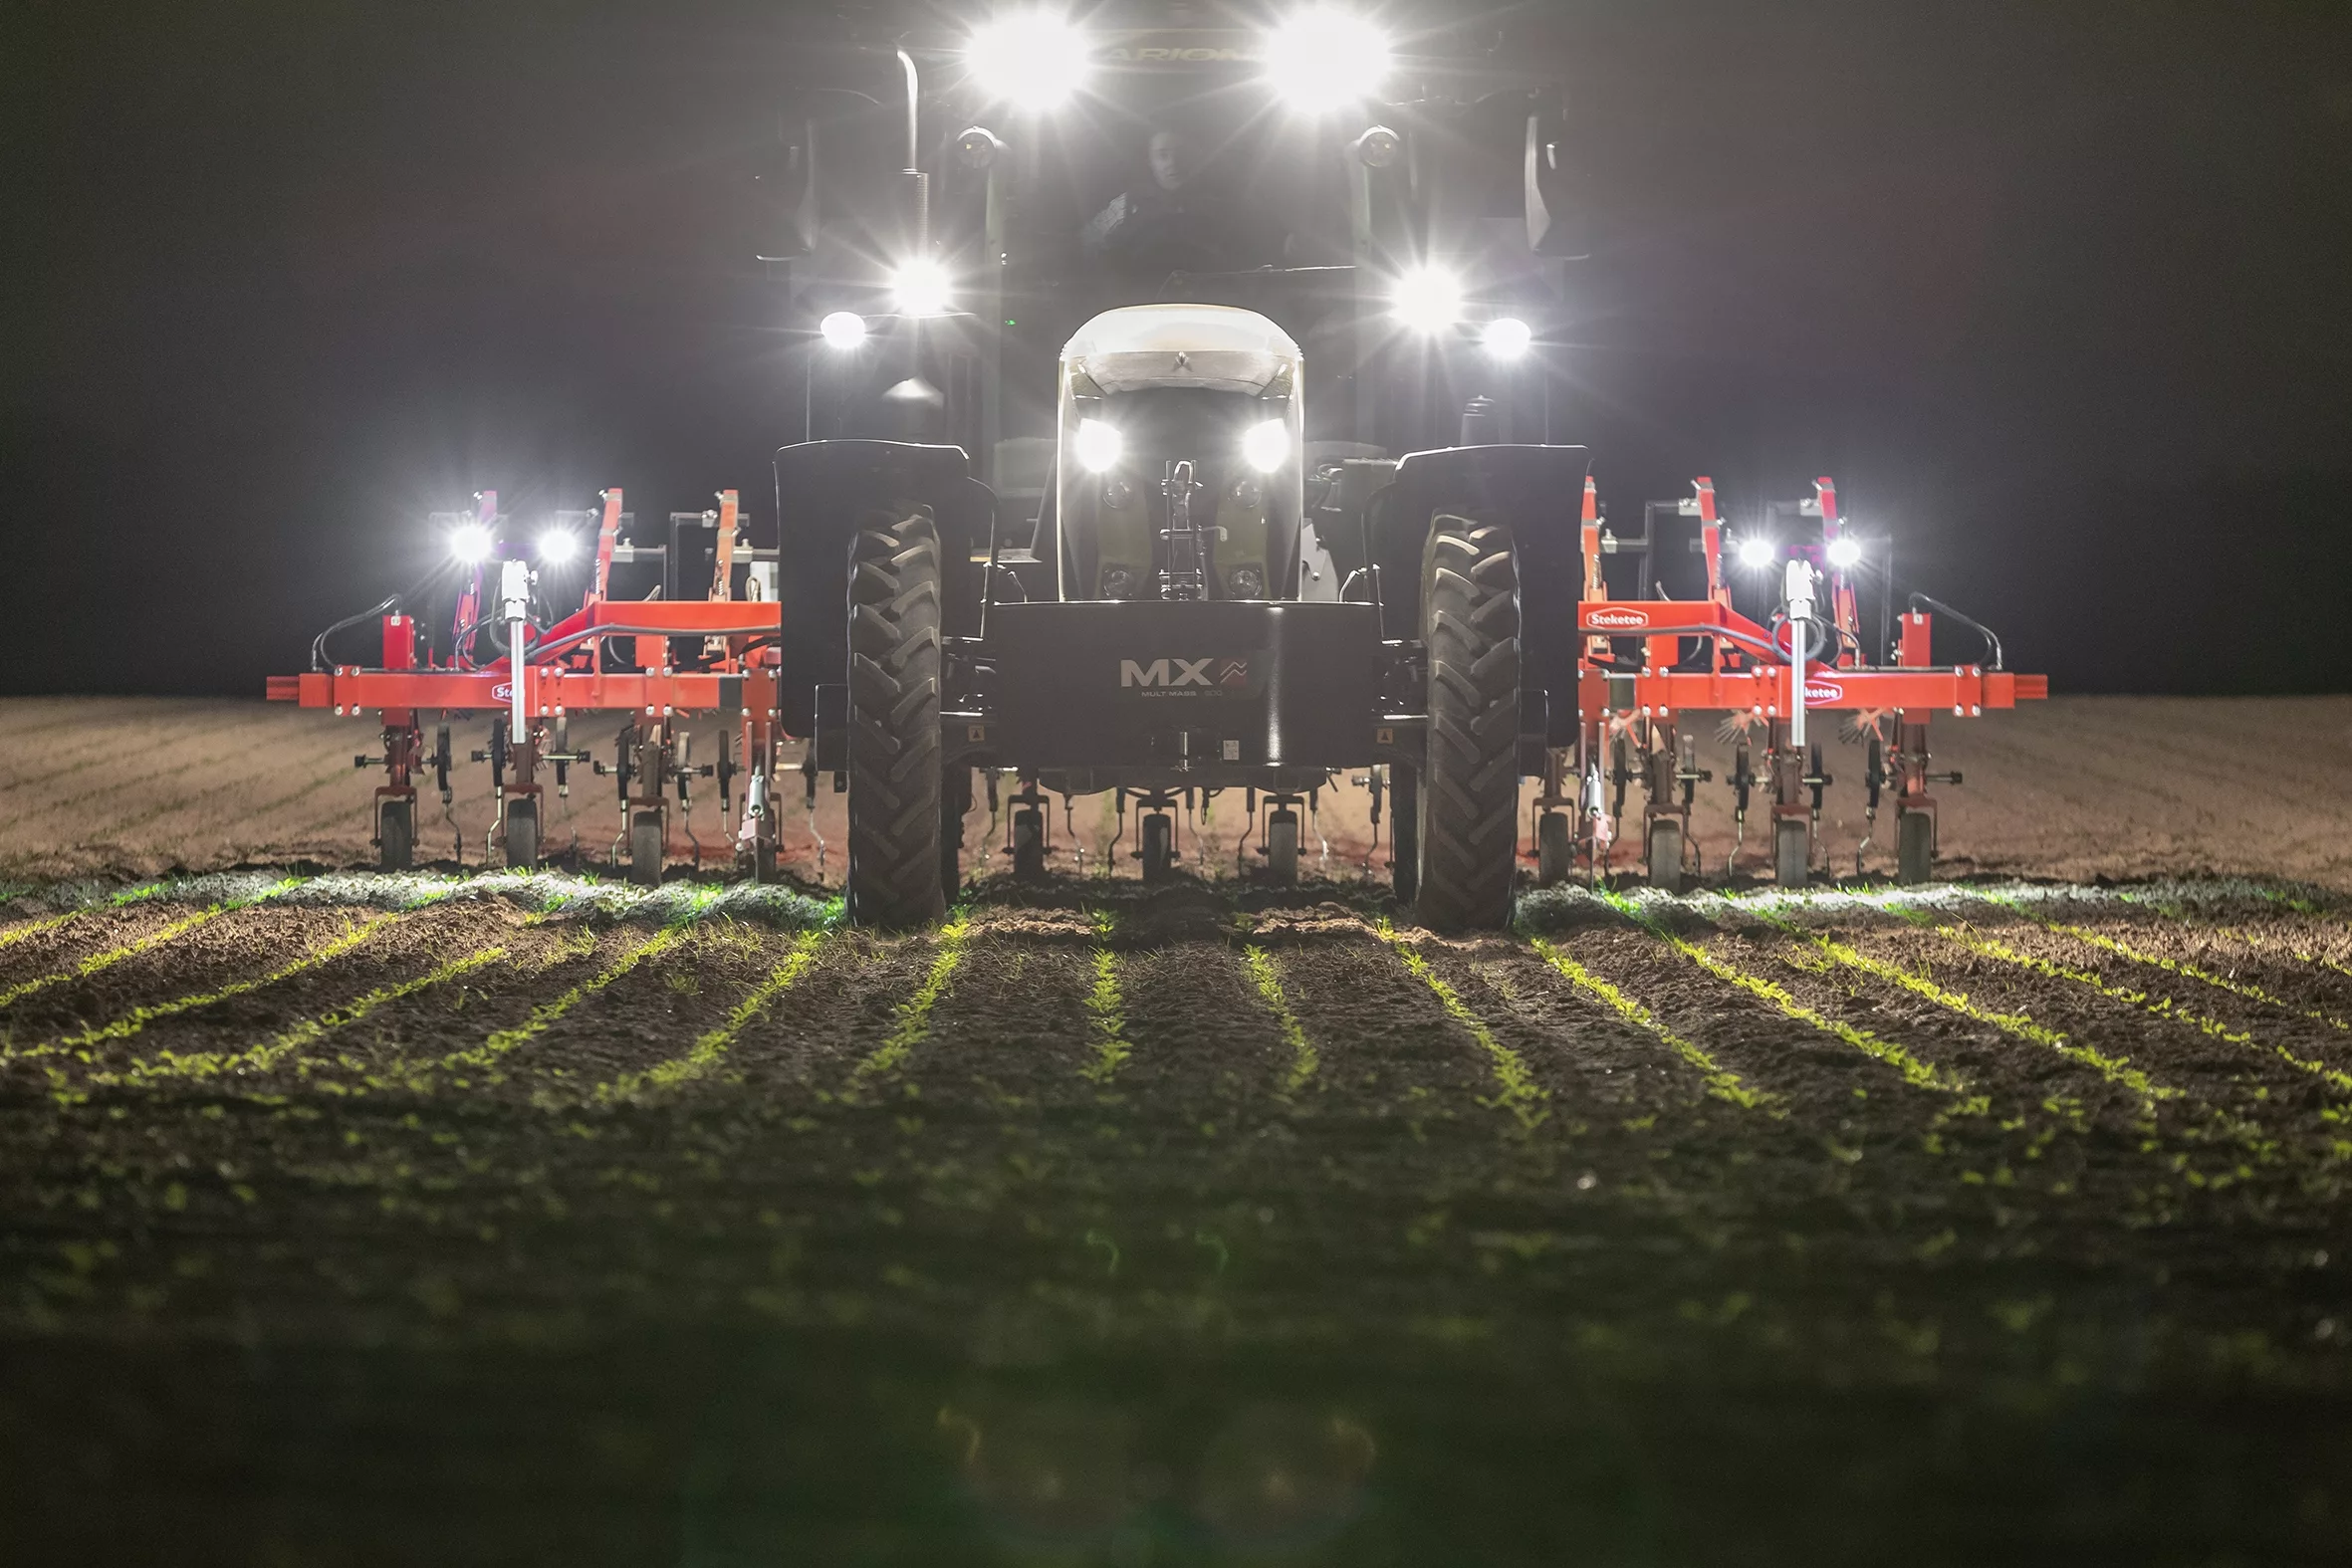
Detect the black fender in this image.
<box><xmin>772</xmin><ymin>439</ymin><xmax>995</xmax><ymax>735</ymax></box>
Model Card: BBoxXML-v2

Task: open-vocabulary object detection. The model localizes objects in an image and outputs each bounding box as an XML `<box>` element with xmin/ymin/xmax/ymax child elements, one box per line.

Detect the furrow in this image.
<box><xmin>586</xmin><ymin>931</ymin><xmax>829</xmax><ymax>1104</ymax></box>
<box><xmin>10</xmin><ymin>913</ymin><xmax>400</xmax><ymax>1066</ymax></box>
<box><xmin>1751</xmin><ymin>910</ymin><xmax>2280</xmax><ymax>1181</ymax></box>
<box><xmin>1244</xmin><ymin>945</ymin><xmax>1318</xmax><ymax>1098</ymax></box>
<box><xmin>1998</xmin><ymin>898</ymin><xmax>2352</xmax><ymax>1034</ymax></box>
<box><xmin>0</xmin><ymin>877</ymin><xmax>308</xmax><ymax>1013</ymax></box>
<box><xmin>1525</xmin><ymin>938</ymin><xmax>1780</xmax><ymax>1116</ymax></box>
<box><xmin>404</xmin><ymin>925</ymin><xmax>689</xmax><ymax>1084</ymax></box>
<box><xmin>1372</xmin><ymin>920</ymin><xmax>1548</xmax><ymax>1135</ymax></box>
<box><xmin>1921</xmin><ymin>916</ymin><xmax>2352</xmax><ymax>1107</ymax></box>
<box><xmin>843</xmin><ymin>917</ymin><xmax>972</xmax><ymax>1097</ymax></box>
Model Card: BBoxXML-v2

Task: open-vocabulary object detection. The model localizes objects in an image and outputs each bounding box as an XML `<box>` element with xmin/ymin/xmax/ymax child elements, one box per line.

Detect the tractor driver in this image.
<box><xmin>1080</xmin><ymin>125</ymin><xmax>1284</xmax><ymax>282</ymax></box>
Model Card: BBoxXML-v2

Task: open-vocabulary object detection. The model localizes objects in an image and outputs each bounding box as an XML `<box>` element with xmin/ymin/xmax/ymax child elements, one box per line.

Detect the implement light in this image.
<box><xmin>449</xmin><ymin>524</ymin><xmax>493</xmax><ymax>564</ymax></box>
<box><xmin>888</xmin><ymin>257</ymin><xmax>952</xmax><ymax>318</ymax></box>
<box><xmin>1481</xmin><ymin>317</ymin><xmax>1532</xmax><ymax>360</ymax></box>
<box><xmin>967</xmin><ymin>12</ymin><xmax>1089</xmax><ymax>110</ymax></box>
<box><xmin>1826</xmin><ymin>536</ymin><xmax>1862</xmax><ymax>569</ymax></box>
<box><xmin>1265</xmin><ymin>8</ymin><xmax>1389</xmax><ymax>113</ymax></box>
<box><xmin>1241</xmin><ymin>419</ymin><xmax>1289</xmax><ymax>474</ymax></box>
<box><xmin>1073</xmin><ymin>418</ymin><xmax>1122</xmax><ymax>473</ymax></box>
<box><xmin>819</xmin><ymin>311</ymin><xmax>868</xmax><ymax>349</ymax></box>
<box><xmin>1735</xmin><ymin>536</ymin><xmax>1776</xmax><ymax>569</ymax></box>
<box><xmin>1393</xmin><ymin>265</ymin><xmax>1464</xmax><ymax>334</ymax></box>
<box><xmin>537</xmin><ymin>529</ymin><xmax>577</xmax><ymax>564</ymax></box>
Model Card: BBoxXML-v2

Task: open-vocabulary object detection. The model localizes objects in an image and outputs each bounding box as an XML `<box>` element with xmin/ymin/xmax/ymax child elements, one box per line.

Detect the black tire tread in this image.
<box><xmin>1416</xmin><ymin>518</ymin><xmax>1521</xmax><ymax>931</ymax></box>
<box><xmin>845</xmin><ymin>511</ymin><xmax>946</xmax><ymax>928</ymax></box>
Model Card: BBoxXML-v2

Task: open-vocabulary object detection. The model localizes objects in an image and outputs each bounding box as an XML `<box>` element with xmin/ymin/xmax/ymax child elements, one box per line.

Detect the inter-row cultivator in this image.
<box><xmin>270</xmin><ymin>488</ymin><xmax>794</xmax><ymax>885</ymax></box>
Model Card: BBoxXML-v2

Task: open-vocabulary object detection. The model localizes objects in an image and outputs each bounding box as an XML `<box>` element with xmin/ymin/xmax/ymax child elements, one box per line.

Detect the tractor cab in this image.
<box><xmin>1054</xmin><ymin>305</ymin><xmax>1304</xmax><ymax>603</ymax></box>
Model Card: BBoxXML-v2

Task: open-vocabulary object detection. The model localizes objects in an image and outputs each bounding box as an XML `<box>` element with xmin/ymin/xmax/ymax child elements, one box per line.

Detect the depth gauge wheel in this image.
<box><xmin>377</xmin><ymin>798</ymin><xmax>413</xmax><ymax>873</ymax></box>
<box><xmin>1535</xmin><ymin>810</ymin><xmax>1571</xmax><ymax>887</ymax></box>
<box><xmin>844</xmin><ymin>510</ymin><xmax>946</xmax><ymax>929</ymax></box>
<box><xmin>504</xmin><ymin>799</ymin><xmax>541</xmax><ymax>872</ymax></box>
<box><xmin>628</xmin><ymin>810</ymin><xmax>664</xmax><ymax>886</ymax></box>
<box><xmin>1646</xmin><ymin>817</ymin><xmax>1683</xmax><ymax>895</ymax></box>
<box><xmin>1389</xmin><ymin>766</ymin><xmax>1419</xmax><ymax>904</ymax></box>
<box><xmin>1414</xmin><ymin>516</ymin><xmax>1521</xmax><ymax>932</ymax></box>
<box><xmin>1012</xmin><ymin>806</ymin><xmax>1045</xmax><ymax>880</ymax></box>
<box><xmin>1773</xmin><ymin>818</ymin><xmax>1809</xmax><ymax>888</ymax></box>
<box><xmin>1140</xmin><ymin>812</ymin><xmax>1174</xmax><ymax>883</ymax></box>
<box><xmin>1266</xmin><ymin>808</ymin><xmax>1299</xmax><ymax>886</ymax></box>
<box><xmin>1897</xmin><ymin>809</ymin><xmax>1934</xmax><ymax>886</ymax></box>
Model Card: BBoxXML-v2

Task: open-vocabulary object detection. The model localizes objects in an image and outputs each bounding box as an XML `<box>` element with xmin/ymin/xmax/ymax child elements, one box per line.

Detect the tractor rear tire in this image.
<box><xmin>1414</xmin><ymin>517</ymin><xmax>1522</xmax><ymax>932</ymax></box>
<box><xmin>1141</xmin><ymin>812</ymin><xmax>1174</xmax><ymax>883</ymax></box>
<box><xmin>1647</xmin><ymin>817</ymin><xmax>1683</xmax><ymax>894</ymax></box>
<box><xmin>1389</xmin><ymin>766</ymin><xmax>1419</xmax><ymax>904</ymax></box>
<box><xmin>628</xmin><ymin>810</ymin><xmax>663</xmax><ymax>886</ymax></box>
<box><xmin>845</xmin><ymin>511</ymin><xmax>946</xmax><ymax>929</ymax></box>
<box><xmin>378</xmin><ymin>799</ymin><xmax>413</xmax><ymax>873</ymax></box>
<box><xmin>1267</xmin><ymin>808</ymin><xmax>1299</xmax><ymax>886</ymax></box>
<box><xmin>1774</xmin><ymin>818</ymin><xmax>1809</xmax><ymax>888</ymax></box>
<box><xmin>1012</xmin><ymin>806</ymin><xmax>1045</xmax><ymax>880</ymax></box>
<box><xmin>505</xmin><ymin>799</ymin><xmax>540</xmax><ymax>872</ymax></box>
<box><xmin>1897</xmin><ymin>809</ymin><xmax>1934</xmax><ymax>886</ymax></box>
<box><xmin>1536</xmin><ymin>810</ymin><xmax>1572</xmax><ymax>887</ymax></box>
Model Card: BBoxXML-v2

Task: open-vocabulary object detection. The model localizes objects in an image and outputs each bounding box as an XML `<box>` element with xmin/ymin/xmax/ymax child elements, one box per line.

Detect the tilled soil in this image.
<box><xmin>5</xmin><ymin>870</ymin><xmax>2352</xmax><ymax>1561</ymax></box>
<box><xmin>8</xmin><ymin>693</ymin><xmax>2352</xmax><ymax>889</ymax></box>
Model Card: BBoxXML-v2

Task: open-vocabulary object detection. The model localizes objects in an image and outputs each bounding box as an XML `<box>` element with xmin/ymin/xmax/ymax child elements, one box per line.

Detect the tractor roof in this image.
<box><xmin>1062</xmin><ymin>304</ymin><xmax>1299</xmax><ymax>395</ymax></box>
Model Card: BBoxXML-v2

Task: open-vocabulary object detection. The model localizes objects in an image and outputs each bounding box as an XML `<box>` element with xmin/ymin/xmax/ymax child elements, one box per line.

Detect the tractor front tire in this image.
<box><xmin>378</xmin><ymin>799</ymin><xmax>413</xmax><ymax>873</ymax></box>
<box><xmin>1414</xmin><ymin>517</ymin><xmax>1522</xmax><ymax>932</ymax></box>
<box><xmin>504</xmin><ymin>798</ymin><xmax>540</xmax><ymax>872</ymax></box>
<box><xmin>845</xmin><ymin>511</ymin><xmax>946</xmax><ymax>929</ymax></box>
<box><xmin>1897</xmin><ymin>809</ymin><xmax>1934</xmax><ymax>886</ymax></box>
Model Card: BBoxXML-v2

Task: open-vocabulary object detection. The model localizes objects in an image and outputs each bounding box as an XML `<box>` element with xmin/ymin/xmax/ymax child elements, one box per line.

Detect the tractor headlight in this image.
<box><xmin>1392</xmin><ymin>266</ymin><xmax>1463</xmax><ymax>334</ymax></box>
<box><xmin>819</xmin><ymin>310</ymin><xmax>868</xmax><ymax>349</ymax></box>
<box><xmin>1826</xmin><ymin>537</ymin><xmax>1862</xmax><ymax>569</ymax></box>
<box><xmin>888</xmin><ymin>257</ymin><xmax>951</xmax><ymax>318</ymax></box>
<box><xmin>1230</xmin><ymin>477</ymin><xmax>1265</xmax><ymax>511</ymax></box>
<box><xmin>1099</xmin><ymin>565</ymin><xmax>1137</xmax><ymax>599</ymax></box>
<box><xmin>1241</xmin><ymin>419</ymin><xmax>1289</xmax><ymax>474</ymax></box>
<box><xmin>1101</xmin><ymin>477</ymin><xmax>1136</xmax><ymax>510</ymax></box>
<box><xmin>967</xmin><ymin>13</ymin><xmax>1089</xmax><ymax>110</ymax></box>
<box><xmin>537</xmin><ymin>528</ymin><xmax>578</xmax><ymax>564</ymax></box>
<box><xmin>1227</xmin><ymin>565</ymin><xmax>1266</xmax><ymax>599</ymax></box>
<box><xmin>1264</xmin><ymin>8</ymin><xmax>1389</xmax><ymax>113</ymax></box>
<box><xmin>1481</xmin><ymin>317</ymin><xmax>1533</xmax><ymax>360</ymax></box>
<box><xmin>1073</xmin><ymin>418</ymin><xmax>1122</xmax><ymax>473</ymax></box>
<box><xmin>449</xmin><ymin>524</ymin><xmax>493</xmax><ymax>564</ymax></box>
<box><xmin>1735</xmin><ymin>536</ymin><xmax>1776</xmax><ymax>568</ymax></box>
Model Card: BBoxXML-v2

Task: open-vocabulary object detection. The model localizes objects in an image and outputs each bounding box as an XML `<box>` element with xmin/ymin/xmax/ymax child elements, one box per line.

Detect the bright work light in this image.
<box><xmin>1481</xmin><ymin>317</ymin><xmax>1532</xmax><ymax>360</ymax></box>
<box><xmin>1073</xmin><ymin>418</ymin><xmax>1122</xmax><ymax>473</ymax></box>
<box><xmin>1242</xmin><ymin>419</ymin><xmax>1289</xmax><ymax>474</ymax></box>
<box><xmin>819</xmin><ymin>311</ymin><xmax>868</xmax><ymax>349</ymax></box>
<box><xmin>1735</xmin><ymin>536</ymin><xmax>1776</xmax><ymax>569</ymax></box>
<box><xmin>889</xmin><ymin>258</ymin><xmax>951</xmax><ymax>318</ymax></box>
<box><xmin>1826</xmin><ymin>536</ymin><xmax>1862</xmax><ymax>569</ymax></box>
<box><xmin>1393</xmin><ymin>266</ymin><xmax>1464</xmax><ymax>334</ymax></box>
<box><xmin>449</xmin><ymin>524</ymin><xmax>493</xmax><ymax>564</ymax></box>
<box><xmin>1264</xmin><ymin>8</ymin><xmax>1389</xmax><ymax>113</ymax></box>
<box><xmin>967</xmin><ymin>12</ymin><xmax>1089</xmax><ymax>110</ymax></box>
<box><xmin>537</xmin><ymin>529</ymin><xmax>577</xmax><ymax>564</ymax></box>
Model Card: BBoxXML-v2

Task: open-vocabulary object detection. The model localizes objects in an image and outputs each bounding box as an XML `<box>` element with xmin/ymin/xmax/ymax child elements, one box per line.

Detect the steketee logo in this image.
<box><xmin>1802</xmin><ymin>681</ymin><xmax>1844</xmax><ymax>705</ymax></box>
<box><xmin>1585</xmin><ymin>607</ymin><xmax>1649</xmax><ymax>629</ymax></box>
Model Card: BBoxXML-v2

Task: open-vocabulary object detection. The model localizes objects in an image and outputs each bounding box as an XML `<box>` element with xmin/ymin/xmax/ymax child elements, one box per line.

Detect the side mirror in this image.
<box><xmin>1524</xmin><ymin>111</ymin><xmax>1584</xmax><ymax>258</ymax></box>
<box><xmin>753</xmin><ymin>115</ymin><xmax>821</xmax><ymax>262</ymax></box>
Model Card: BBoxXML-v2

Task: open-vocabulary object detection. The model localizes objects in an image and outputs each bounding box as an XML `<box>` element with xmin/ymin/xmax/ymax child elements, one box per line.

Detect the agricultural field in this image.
<box><xmin>4</xmin><ymin>696</ymin><xmax>2352</xmax><ymax>1562</ymax></box>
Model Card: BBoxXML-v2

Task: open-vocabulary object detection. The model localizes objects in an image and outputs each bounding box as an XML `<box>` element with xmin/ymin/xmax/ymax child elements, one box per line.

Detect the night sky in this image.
<box><xmin>7</xmin><ymin>1</ymin><xmax>2349</xmax><ymax>697</ymax></box>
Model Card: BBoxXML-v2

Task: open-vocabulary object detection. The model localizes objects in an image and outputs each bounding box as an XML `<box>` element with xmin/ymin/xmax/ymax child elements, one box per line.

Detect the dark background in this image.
<box><xmin>6</xmin><ymin>0</ymin><xmax>2348</xmax><ymax>697</ymax></box>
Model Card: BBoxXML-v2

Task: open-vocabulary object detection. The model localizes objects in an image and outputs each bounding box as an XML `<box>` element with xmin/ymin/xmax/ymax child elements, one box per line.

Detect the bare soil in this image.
<box><xmin>8</xmin><ymin>694</ymin><xmax>2352</xmax><ymax>889</ymax></box>
<box><xmin>5</xmin><ymin>695</ymin><xmax>2352</xmax><ymax>1561</ymax></box>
